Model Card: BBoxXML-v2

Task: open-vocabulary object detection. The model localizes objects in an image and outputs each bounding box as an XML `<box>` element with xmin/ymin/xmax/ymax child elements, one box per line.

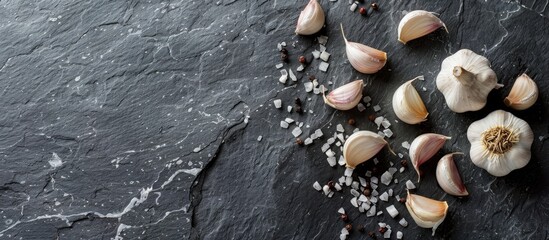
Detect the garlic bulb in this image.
<box><xmin>398</xmin><ymin>10</ymin><xmax>448</xmax><ymax>44</ymax></box>
<box><xmin>467</xmin><ymin>110</ymin><xmax>533</xmax><ymax>176</ymax></box>
<box><xmin>392</xmin><ymin>76</ymin><xmax>429</xmax><ymax>124</ymax></box>
<box><xmin>406</xmin><ymin>190</ymin><xmax>448</xmax><ymax>236</ymax></box>
<box><xmin>504</xmin><ymin>73</ymin><xmax>538</xmax><ymax>110</ymax></box>
<box><xmin>343</xmin><ymin>131</ymin><xmax>395</xmax><ymax>169</ymax></box>
<box><xmin>410</xmin><ymin>133</ymin><xmax>451</xmax><ymax>182</ymax></box>
<box><xmin>322</xmin><ymin>80</ymin><xmax>363</xmax><ymax>110</ymax></box>
<box><xmin>436</xmin><ymin>49</ymin><xmax>501</xmax><ymax>113</ymax></box>
<box><xmin>295</xmin><ymin>0</ymin><xmax>325</xmax><ymax>35</ymax></box>
<box><xmin>341</xmin><ymin>24</ymin><xmax>387</xmax><ymax>74</ymax></box>
<box><xmin>436</xmin><ymin>153</ymin><xmax>469</xmax><ymax>196</ymax></box>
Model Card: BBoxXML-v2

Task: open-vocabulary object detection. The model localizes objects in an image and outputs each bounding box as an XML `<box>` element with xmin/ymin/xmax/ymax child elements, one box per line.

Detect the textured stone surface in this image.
<box><xmin>0</xmin><ymin>0</ymin><xmax>547</xmax><ymax>239</ymax></box>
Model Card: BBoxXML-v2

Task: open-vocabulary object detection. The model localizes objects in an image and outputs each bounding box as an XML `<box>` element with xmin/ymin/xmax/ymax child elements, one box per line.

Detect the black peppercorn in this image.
<box><xmin>308</xmin><ymin>75</ymin><xmax>316</xmax><ymax>81</ymax></box>
<box><xmin>378</xmin><ymin>226</ymin><xmax>387</xmax><ymax>234</ymax></box>
<box><xmin>340</xmin><ymin>213</ymin><xmax>349</xmax><ymax>222</ymax></box>
<box><xmin>399</xmin><ymin>198</ymin><xmax>406</xmax><ymax>204</ymax></box>
<box><xmin>363</xmin><ymin>188</ymin><xmax>371</xmax><ymax>196</ymax></box>
<box><xmin>294</xmin><ymin>97</ymin><xmax>302</xmax><ymax>106</ymax></box>
<box><xmin>295</xmin><ymin>106</ymin><xmax>303</xmax><ymax>114</ymax></box>
<box><xmin>327</xmin><ymin>180</ymin><xmax>335</xmax><ymax>190</ymax></box>
<box><xmin>359</xmin><ymin>7</ymin><xmax>367</xmax><ymax>15</ymax></box>
<box><xmin>298</xmin><ymin>55</ymin><xmax>306</xmax><ymax>64</ymax></box>
<box><xmin>400</xmin><ymin>159</ymin><xmax>408</xmax><ymax>167</ymax></box>
<box><xmin>357</xmin><ymin>224</ymin><xmax>365</xmax><ymax>232</ymax></box>
<box><xmin>348</xmin><ymin>118</ymin><xmax>356</xmax><ymax>126</ymax></box>
<box><xmin>371</xmin><ymin>3</ymin><xmax>379</xmax><ymax>11</ymax></box>
<box><xmin>368</xmin><ymin>114</ymin><xmax>376</xmax><ymax>122</ymax></box>
<box><xmin>368</xmin><ymin>231</ymin><xmax>377</xmax><ymax>239</ymax></box>
<box><xmin>281</xmin><ymin>53</ymin><xmax>289</xmax><ymax>62</ymax></box>
<box><xmin>280</xmin><ymin>47</ymin><xmax>288</xmax><ymax>54</ymax></box>
<box><xmin>345</xmin><ymin>224</ymin><xmax>352</xmax><ymax>231</ymax></box>
<box><xmin>296</xmin><ymin>138</ymin><xmax>304</xmax><ymax>145</ymax></box>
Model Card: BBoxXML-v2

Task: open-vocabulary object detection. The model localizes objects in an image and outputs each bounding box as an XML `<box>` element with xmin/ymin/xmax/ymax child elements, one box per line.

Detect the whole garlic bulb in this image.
<box><xmin>436</xmin><ymin>49</ymin><xmax>501</xmax><ymax>113</ymax></box>
<box><xmin>467</xmin><ymin>110</ymin><xmax>533</xmax><ymax>176</ymax></box>
<box><xmin>295</xmin><ymin>0</ymin><xmax>325</xmax><ymax>35</ymax></box>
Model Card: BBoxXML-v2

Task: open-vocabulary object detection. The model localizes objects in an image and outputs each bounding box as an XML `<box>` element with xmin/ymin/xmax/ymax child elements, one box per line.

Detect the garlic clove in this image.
<box><xmin>410</xmin><ymin>133</ymin><xmax>451</xmax><ymax>182</ymax></box>
<box><xmin>504</xmin><ymin>73</ymin><xmax>538</xmax><ymax>110</ymax></box>
<box><xmin>406</xmin><ymin>190</ymin><xmax>448</xmax><ymax>236</ymax></box>
<box><xmin>322</xmin><ymin>80</ymin><xmax>364</xmax><ymax>110</ymax></box>
<box><xmin>436</xmin><ymin>153</ymin><xmax>469</xmax><ymax>196</ymax></box>
<box><xmin>398</xmin><ymin>10</ymin><xmax>447</xmax><ymax>44</ymax></box>
<box><xmin>341</xmin><ymin>24</ymin><xmax>387</xmax><ymax>74</ymax></box>
<box><xmin>467</xmin><ymin>110</ymin><xmax>533</xmax><ymax>176</ymax></box>
<box><xmin>295</xmin><ymin>0</ymin><xmax>325</xmax><ymax>35</ymax></box>
<box><xmin>343</xmin><ymin>131</ymin><xmax>395</xmax><ymax>169</ymax></box>
<box><xmin>436</xmin><ymin>49</ymin><xmax>499</xmax><ymax>113</ymax></box>
<box><xmin>392</xmin><ymin>76</ymin><xmax>429</xmax><ymax>124</ymax></box>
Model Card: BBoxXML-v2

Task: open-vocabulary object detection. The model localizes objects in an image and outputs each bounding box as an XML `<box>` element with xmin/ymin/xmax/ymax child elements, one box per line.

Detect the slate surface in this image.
<box><xmin>0</xmin><ymin>0</ymin><xmax>547</xmax><ymax>239</ymax></box>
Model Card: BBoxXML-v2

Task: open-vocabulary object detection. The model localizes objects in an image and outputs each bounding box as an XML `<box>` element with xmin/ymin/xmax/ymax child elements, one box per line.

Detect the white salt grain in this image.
<box><xmin>379</xmin><ymin>192</ymin><xmax>389</xmax><ymax>201</ymax></box>
<box><xmin>339</xmin><ymin>176</ymin><xmax>346</xmax><ymax>185</ymax></box>
<box><xmin>285</xmin><ymin>118</ymin><xmax>294</xmax><ymax>123</ymax></box>
<box><xmin>335</xmin><ymin>141</ymin><xmax>341</xmax><ymax>147</ymax></box>
<box><xmin>381</xmin><ymin>119</ymin><xmax>391</xmax><ymax>128</ymax></box>
<box><xmin>304</xmin><ymin>82</ymin><xmax>313</xmax><ymax>92</ymax></box>
<box><xmin>338</xmin><ymin>207</ymin><xmax>345</xmax><ymax>214</ymax></box>
<box><xmin>328</xmin><ymin>191</ymin><xmax>334</xmax><ymax>198</ymax></box>
<box><xmin>388</xmin><ymin>167</ymin><xmax>398</xmax><ymax>175</ymax></box>
<box><xmin>397</xmin><ymin>231</ymin><xmax>403</xmax><ymax>239</ymax></box>
<box><xmin>365</xmin><ymin>170</ymin><xmax>372</xmax><ymax>177</ymax></box>
<box><xmin>281</xmin><ymin>41</ymin><xmax>286</xmax><ymax>47</ymax></box>
<box><xmin>359</xmin><ymin>177</ymin><xmax>367</xmax><ymax>187</ymax></box>
<box><xmin>366</xmin><ymin>205</ymin><xmax>376</xmax><ymax>217</ymax></box>
<box><xmin>383</xmin><ymin>129</ymin><xmax>393</xmax><ymax>138</ymax></box>
<box><xmin>377</xmin><ymin>211</ymin><xmax>383</xmax><ymax>216</ymax></box>
<box><xmin>321</xmin><ymin>143</ymin><xmax>330</xmax><ymax>152</ymax></box>
<box><xmin>363</xmin><ymin>96</ymin><xmax>372</xmax><ymax>103</ymax></box>
<box><xmin>388</xmin><ymin>189</ymin><xmax>393</xmax><ymax>196</ymax></box>
<box><xmin>326</xmin><ymin>149</ymin><xmax>335</xmax><ymax>157</ymax></box>
<box><xmin>287</xmin><ymin>106</ymin><xmax>293</xmax><ymax>112</ymax></box>
<box><xmin>275</xmin><ymin>63</ymin><xmax>283</xmax><ymax>69</ymax></box>
<box><xmin>344</xmin><ymin>167</ymin><xmax>354</xmax><ymax>177</ymax></box>
<box><xmin>370</xmin><ymin>196</ymin><xmax>378</xmax><ymax>203</ymax></box>
<box><xmin>373</xmin><ymin>105</ymin><xmax>381</xmax><ymax>112</ymax></box>
<box><xmin>418</xmin><ymin>75</ymin><xmax>425</xmax><ymax>81</ymax></box>
<box><xmin>336</xmin><ymin>124</ymin><xmax>344</xmax><ymax>132</ymax></box>
<box><xmin>334</xmin><ymin>183</ymin><xmax>342</xmax><ymax>191</ymax></box>
<box><xmin>384</xmin><ymin>229</ymin><xmax>391</xmax><ymax>238</ymax></box>
<box><xmin>399</xmin><ymin>218</ymin><xmax>408</xmax><ymax>227</ymax></box>
<box><xmin>371</xmin><ymin>176</ymin><xmax>379</xmax><ymax>184</ymax></box>
<box><xmin>362</xmin><ymin>202</ymin><xmax>371</xmax><ymax>210</ymax></box>
<box><xmin>315</xmin><ymin>129</ymin><xmax>323</xmax><ymax>137</ymax></box>
<box><xmin>371</xmin><ymin>183</ymin><xmax>378</xmax><ymax>190</ymax></box>
<box><xmin>280</xmin><ymin>121</ymin><xmax>289</xmax><ymax>129</ymax></box>
<box><xmin>337</xmin><ymin>133</ymin><xmax>345</xmax><ymax>143</ymax></box>
<box><xmin>351</xmin><ymin>181</ymin><xmax>359</xmax><ymax>190</ymax></box>
<box><xmin>351</xmin><ymin>197</ymin><xmax>359</xmax><ymax>207</ymax></box>
<box><xmin>386</xmin><ymin>205</ymin><xmax>399</xmax><ymax>218</ymax></box>
<box><xmin>313</xmin><ymin>87</ymin><xmax>320</xmax><ymax>95</ymax></box>
<box><xmin>373</xmin><ymin>158</ymin><xmax>379</xmax><ymax>165</ymax></box>
<box><xmin>357</xmin><ymin>103</ymin><xmax>366</xmax><ymax>112</ymax></box>
<box><xmin>350</xmin><ymin>2</ymin><xmax>357</xmax><ymax>11</ymax></box>
<box><xmin>323</xmin><ymin>185</ymin><xmax>330</xmax><ymax>195</ymax></box>
<box><xmin>312</xmin><ymin>50</ymin><xmax>321</xmax><ymax>59</ymax></box>
<box><xmin>313</xmin><ymin>181</ymin><xmax>322</xmax><ymax>191</ymax></box>
<box><xmin>374</xmin><ymin>117</ymin><xmax>384</xmax><ymax>129</ymax></box>
<box><xmin>319</xmin><ymin>45</ymin><xmax>326</xmax><ymax>52</ymax></box>
<box><xmin>296</xmin><ymin>64</ymin><xmax>304</xmax><ymax>72</ymax></box>
<box><xmin>359</xmin><ymin>206</ymin><xmax>365</xmax><ymax>213</ymax></box>
<box><xmin>380</xmin><ymin>171</ymin><xmax>392</xmax><ymax>185</ymax></box>
<box><xmin>406</xmin><ymin>180</ymin><xmax>416</xmax><ymax>189</ymax></box>
<box><xmin>358</xmin><ymin>195</ymin><xmax>368</xmax><ymax>202</ymax></box>
<box><xmin>401</xmin><ymin>141</ymin><xmax>410</xmax><ymax>149</ymax></box>
<box><xmin>279</xmin><ymin>69</ymin><xmax>288</xmax><ymax>84</ymax></box>
<box><xmin>377</xmin><ymin>131</ymin><xmax>385</xmax><ymax>138</ymax></box>
<box><xmin>345</xmin><ymin>176</ymin><xmax>352</xmax><ymax>186</ymax></box>
<box><xmin>319</xmin><ymin>62</ymin><xmax>330</xmax><ymax>72</ymax></box>
<box><xmin>320</xmin><ymin>51</ymin><xmax>331</xmax><ymax>61</ymax></box>
<box><xmin>339</xmin><ymin>234</ymin><xmax>347</xmax><ymax>240</ymax></box>
<box><xmin>257</xmin><ymin>136</ymin><xmax>263</xmax><ymax>142</ymax></box>
<box><xmin>338</xmin><ymin>156</ymin><xmax>346</xmax><ymax>166</ymax></box>
<box><xmin>398</xmin><ymin>153</ymin><xmax>404</xmax><ymax>158</ymax></box>
<box><xmin>304</xmin><ymin>138</ymin><xmax>313</xmax><ymax>145</ymax></box>
<box><xmin>327</xmin><ymin>137</ymin><xmax>336</xmax><ymax>145</ymax></box>
<box><xmin>350</xmin><ymin>189</ymin><xmax>360</xmax><ymax>197</ymax></box>
<box><xmin>289</xmin><ymin>69</ymin><xmax>297</xmax><ymax>82</ymax></box>
<box><xmin>327</xmin><ymin>157</ymin><xmax>337</xmax><ymax>167</ymax></box>
<box><xmin>291</xmin><ymin>127</ymin><xmax>302</xmax><ymax>137</ymax></box>
<box><xmin>318</xmin><ymin>35</ymin><xmax>328</xmax><ymax>45</ymax></box>
<box><xmin>399</xmin><ymin>167</ymin><xmax>405</xmax><ymax>173</ymax></box>
<box><xmin>273</xmin><ymin>99</ymin><xmax>282</xmax><ymax>109</ymax></box>
<box><xmin>299</xmin><ymin>122</ymin><xmax>304</xmax><ymax>127</ymax></box>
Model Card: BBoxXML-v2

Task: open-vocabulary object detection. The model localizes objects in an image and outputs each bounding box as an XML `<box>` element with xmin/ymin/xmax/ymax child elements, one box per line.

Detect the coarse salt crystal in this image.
<box><xmin>350</xmin><ymin>2</ymin><xmax>357</xmax><ymax>11</ymax></box>
<box><xmin>388</xmin><ymin>167</ymin><xmax>397</xmax><ymax>175</ymax></box>
<box><xmin>315</xmin><ymin>129</ymin><xmax>323</xmax><ymax>137</ymax></box>
<box><xmin>312</xmin><ymin>50</ymin><xmax>321</xmax><ymax>59</ymax></box>
<box><xmin>277</xmin><ymin>43</ymin><xmax>282</xmax><ymax>51</ymax></box>
<box><xmin>275</xmin><ymin>63</ymin><xmax>283</xmax><ymax>69</ymax></box>
<box><xmin>279</xmin><ymin>69</ymin><xmax>288</xmax><ymax>84</ymax></box>
<box><xmin>326</xmin><ymin>149</ymin><xmax>335</xmax><ymax>157</ymax></box>
<box><xmin>365</xmin><ymin>170</ymin><xmax>372</xmax><ymax>177</ymax></box>
<box><xmin>399</xmin><ymin>167</ymin><xmax>405</xmax><ymax>173</ymax></box>
<box><xmin>377</xmin><ymin>131</ymin><xmax>385</xmax><ymax>138</ymax></box>
<box><xmin>280</xmin><ymin>121</ymin><xmax>289</xmax><ymax>129</ymax></box>
<box><xmin>399</xmin><ymin>218</ymin><xmax>408</xmax><ymax>227</ymax></box>
<box><xmin>304</xmin><ymin>82</ymin><xmax>313</xmax><ymax>92</ymax></box>
<box><xmin>371</xmin><ymin>183</ymin><xmax>378</xmax><ymax>190</ymax></box>
<box><xmin>351</xmin><ymin>181</ymin><xmax>359</xmax><ymax>190</ymax></box>
<box><xmin>313</xmin><ymin>181</ymin><xmax>322</xmax><ymax>191</ymax></box>
<box><xmin>337</xmin><ymin>133</ymin><xmax>345</xmax><ymax>143</ymax></box>
<box><xmin>370</xmin><ymin>196</ymin><xmax>378</xmax><ymax>203</ymax></box>
<box><xmin>401</xmin><ymin>141</ymin><xmax>410</xmax><ymax>149</ymax></box>
<box><xmin>366</xmin><ymin>205</ymin><xmax>376</xmax><ymax>217</ymax></box>
<box><xmin>374</xmin><ymin>117</ymin><xmax>384</xmax><ymax>129</ymax></box>
<box><xmin>371</xmin><ymin>176</ymin><xmax>378</xmax><ymax>184</ymax></box>
<box><xmin>338</xmin><ymin>156</ymin><xmax>346</xmax><ymax>166</ymax></box>
<box><xmin>373</xmin><ymin>158</ymin><xmax>379</xmax><ymax>165</ymax></box>
<box><xmin>398</xmin><ymin>153</ymin><xmax>404</xmax><ymax>158</ymax></box>
<box><xmin>381</xmin><ymin>119</ymin><xmax>391</xmax><ymax>128</ymax></box>
<box><xmin>304</xmin><ymin>138</ymin><xmax>313</xmax><ymax>145</ymax></box>
<box><xmin>384</xmin><ymin>229</ymin><xmax>391</xmax><ymax>238</ymax></box>
<box><xmin>362</xmin><ymin>202</ymin><xmax>370</xmax><ymax>210</ymax></box>
<box><xmin>313</xmin><ymin>87</ymin><xmax>321</xmax><ymax>95</ymax></box>
<box><xmin>341</xmin><ymin>227</ymin><xmax>349</xmax><ymax>235</ymax></box>
<box><xmin>336</xmin><ymin>124</ymin><xmax>344</xmax><ymax>132</ymax></box>
<box><xmin>380</xmin><ymin>171</ymin><xmax>392</xmax><ymax>185</ymax></box>
<box><xmin>379</xmin><ymin>192</ymin><xmax>389</xmax><ymax>201</ymax></box>
<box><xmin>394</xmin><ymin>179</ymin><xmax>399</xmax><ymax>183</ymax></box>
<box><xmin>338</xmin><ymin>176</ymin><xmax>345</xmax><ymax>185</ymax></box>
<box><xmin>319</xmin><ymin>45</ymin><xmax>326</xmax><ymax>52</ymax></box>
<box><xmin>318</xmin><ymin>35</ymin><xmax>328</xmax><ymax>45</ymax></box>
<box><xmin>319</xmin><ymin>62</ymin><xmax>330</xmax><ymax>72</ymax></box>
<box><xmin>388</xmin><ymin>189</ymin><xmax>393</xmax><ymax>196</ymax></box>
<box><xmin>350</xmin><ymin>189</ymin><xmax>360</xmax><ymax>197</ymax></box>
<box><xmin>357</xmin><ymin>103</ymin><xmax>366</xmax><ymax>112</ymax></box>
<box><xmin>338</xmin><ymin>207</ymin><xmax>345</xmax><ymax>214</ymax></box>
<box><xmin>345</xmin><ymin>176</ymin><xmax>352</xmax><ymax>186</ymax></box>
<box><xmin>422</xmin><ymin>87</ymin><xmax>427</xmax><ymax>91</ymax></box>
<box><xmin>328</xmin><ymin>191</ymin><xmax>334</xmax><ymax>198</ymax></box>
<box><xmin>281</xmin><ymin>41</ymin><xmax>286</xmax><ymax>47</ymax></box>
<box><xmin>351</xmin><ymin>197</ymin><xmax>359</xmax><ymax>207</ymax></box>
<box><xmin>378</xmin><ymin>222</ymin><xmax>387</xmax><ymax>228</ymax></box>
<box><xmin>322</xmin><ymin>185</ymin><xmax>330</xmax><ymax>195</ymax></box>
<box><xmin>335</xmin><ymin>141</ymin><xmax>341</xmax><ymax>147</ymax></box>
<box><xmin>386</xmin><ymin>205</ymin><xmax>399</xmax><ymax>218</ymax></box>
<box><xmin>377</xmin><ymin>211</ymin><xmax>383</xmax><ymax>216</ymax></box>
<box><xmin>273</xmin><ymin>99</ymin><xmax>282</xmax><ymax>109</ymax></box>
<box><xmin>383</xmin><ymin>129</ymin><xmax>393</xmax><ymax>138</ymax></box>
<box><xmin>418</xmin><ymin>75</ymin><xmax>425</xmax><ymax>81</ymax></box>
<box><xmin>299</xmin><ymin>122</ymin><xmax>304</xmax><ymax>127</ymax></box>
<box><xmin>359</xmin><ymin>205</ymin><xmax>365</xmax><ymax>213</ymax></box>
<box><xmin>339</xmin><ymin>234</ymin><xmax>347</xmax><ymax>240</ymax></box>
<box><xmin>363</xmin><ymin>96</ymin><xmax>371</xmax><ymax>103</ymax></box>
<box><xmin>287</xmin><ymin>106</ymin><xmax>292</xmax><ymax>112</ymax></box>
<box><xmin>406</xmin><ymin>180</ymin><xmax>416</xmax><ymax>189</ymax></box>
<box><xmin>257</xmin><ymin>136</ymin><xmax>262</xmax><ymax>142</ymax></box>
<box><xmin>334</xmin><ymin>183</ymin><xmax>342</xmax><ymax>191</ymax></box>
<box><xmin>359</xmin><ymin>177</ymin><xmax>367</xmax><ymax>187</ymax></box>
<box><xmin>289</xmin><ymin>69</ymin><xmax>297</xmax><ymax>82</ymax></box>
<box><xmin>327</xmin><ymin>137</ymin><xmax>335</xmax><ymax>145</ymax></box>
<box><xmin>296</xmin><ymin>64</ymin><xmax>304</xmax><ymax>72</ymax></box>
<box><xmin>320</xmin><ymin>51</ymin><xmax>331</xmax><ymax>61</ymax></box>
<box><xmin>344</xmin><ymin>167</ymin><xmax>354</xmax><ymax>176</ymax></box>
<box><xmin>327</xmin><ymin>157</ymin><xmax>337</xmax><ymax>167</ymax></box>
<box><xmin>373</xmin><ymin>105</ymin><xmax>381</xmax><ymax>112</ymax></box>
<box><xmin>321</xmin><ymin>143</ymin><xmax>330</xmax><ymax>152</ymax></box>
<box><xmin>358</xmin><ymin>194</ymin><xmax>368</xmax><ymax>202</ymax></box>
<box><xmin>397</xmin><ymin>231</ymin><xmax>403</xmax><ymax>239</ymax></box>
<box><xmin>285</xmin><ymin>118</ymin><xmax>294</xmax><ymax>123</ymax></box>
<box><xmin>291</xmin><ymin>127</ymin><xmax>302</xmax><ymax>137</ymax></box>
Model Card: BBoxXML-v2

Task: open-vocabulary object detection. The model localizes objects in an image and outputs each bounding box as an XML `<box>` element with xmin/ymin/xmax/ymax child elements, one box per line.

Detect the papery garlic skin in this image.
<box><xmin>392</xmin><ymin>77</ymin><xmax>429</xmax><ymax>124</ymax></box>
<box><xmin>436</xmin><ymin>49</ymin><xmax>500</xmax><ymax>113</ymax></box>
<box><xmin>467</xmin><ymin>110</ymin><xmax>533</xmax><ymax>177</ymax></box>
<box><xmin>341</xmin><ymin>24</ymin><xmax>387</xmax><ymax>74</ymax></box>
<box><xmin>343</xmin><ymin>131</ymin><xmax>394</xmax><ymax>169</ymax></box>
<box><xmin>504</xmin><ymin>73</ymin><xmax>538</xmax><ymax>110</ymax></box>
<box><xmin>410</xmin><ymin>133</ymin><xmax>451</xmax><ymax>182</ymax></box>
<box><xmin>398</xmin><ymin>10</ymin><xmax>448</xmax><ymax>44</ymax></box>
<box><xmin>323</xmin><ymin>80</ymin><xmax>364</xmax><ymax>110</ymax></box>
<box><xmin>406</xmin><ymin>190</ymin><xmax>448</xmax><ymax>236</ymax></box>
<box><xmin>436</xmin><ymin>153</ymin><xmax>469</xmax><ymax>196</ymax></box>
<box><xmin>295</xmin><ymin>0</ymin><xmax>325</xmax><ymax>35</ymax></box>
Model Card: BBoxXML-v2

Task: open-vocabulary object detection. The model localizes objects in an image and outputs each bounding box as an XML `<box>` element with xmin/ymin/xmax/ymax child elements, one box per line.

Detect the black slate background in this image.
<box><xmin>0</xmin><ymin>0</ymin><xmax>547</xmax><ymax>239</ymax></box>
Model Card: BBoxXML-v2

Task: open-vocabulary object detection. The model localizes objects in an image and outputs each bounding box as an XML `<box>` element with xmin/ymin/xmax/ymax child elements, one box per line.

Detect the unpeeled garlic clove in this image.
<box><xmin>410</xmin><ymin>133</ymin><xmax>451</xmax><ymax>182</ymax></box>
<box><xmin>343</xmin><ymin>131</ymin><xmax>395</xmax><ymax>169</ymax></box>
<box><xmin>295</xmin><ymin>0</ymin><xmax>325</xmax><ymax>35</ymax></box>
<box><xmin>392</xmin><ymin>76</ymin><xmax>429</xmax><ymax>124</ymax></box>
<box><xmin>436</xmin><ymin>153</ymin><xmax>469</xmax><ymax>196</ymax></box>
<box><xmin>341</xmin><ymin>24</ymin><xmax>387</xmax><ymax>74</ymax></box>
<box><xmin>398</xmin><ymin>10</ymin><xmax>447</xmax><ymax>44</ymax></box>
<box><xmin>504</xmin><ymin>73</ymin><xmax>538</xmax><ymax>110</ymax></box>
<box><xmin>406</xmin><ymin>190</ymin><xmax>448</xmax><ymax>236</ymax></box>
<box><xmin>322</xmin><ymin>80</ymin><xmax>364</xmax><ymax>110</ymax></box>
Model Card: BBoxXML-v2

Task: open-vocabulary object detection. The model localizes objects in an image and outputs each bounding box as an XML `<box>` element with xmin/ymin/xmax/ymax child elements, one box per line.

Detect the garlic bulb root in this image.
<box><xmin>467</xmin><ymin>110</ymin><xmax>533</xmax><ymax>176</ymax></box>
<box><xmin>504</xmin><ymin>73</ymin><xmax>538</xmax><ymax>110</ymax></box>
<box><xmin>392</xmin><ymin>76</ymin><xmax>429</xmax><ymax>124</ymax></box>
<box><xmin>295</xmin><ymin>0</ymin><xmax>325</xmax><ymax>35</ymax></box>
<box><xmin>341</xmin><ymin>24</ymin><xmax>387</xmax><ymax>74</ymax></box>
